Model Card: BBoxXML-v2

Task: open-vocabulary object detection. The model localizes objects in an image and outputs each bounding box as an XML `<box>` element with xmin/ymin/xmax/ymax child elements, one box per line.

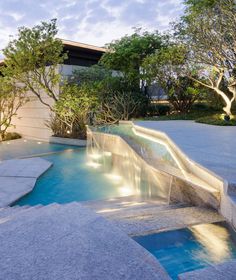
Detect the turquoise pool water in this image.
<box><xmin>133</xmin><ymin>222</ymin><xmax>236</xmax><ymax>279</ymax></box>
<box><xmin>15</xmin><ymin>148</ymin><xmax>126</xmax><ymax>206</ymax></box>
<box><xmin>0</xmin><ymin>139</ymin><xmax>77</xmax><ymax>160</ymax></box>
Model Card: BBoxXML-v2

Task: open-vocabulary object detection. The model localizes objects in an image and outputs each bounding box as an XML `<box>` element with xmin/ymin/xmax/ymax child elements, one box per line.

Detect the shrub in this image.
<box><xmin>147</xmin><ymin>104</ymin><xmax>171</xmax><ymax>116</ymax></box>
<box><xmin>191</xmin><ymin>102</ymin><xmax>219</xmax><ymax>113</ymax></box>
<box><xmin>158</xmin><ymin>104</ymin><xmax>171</xmax><ymax>115</ymax></box>
<box><xmin>47</xmin><ymin>84</ymin><xmax>98</xmax><ymax>139</ymax></box>
<box><xmin>95</xmin><ymin>76</ymin><xmax>148</xmax><ymax>123</ymax></box>
<box><xmin>2</xmin><ymin>132</ymin><xmax>21</xmax><ymax>141</ymax></box>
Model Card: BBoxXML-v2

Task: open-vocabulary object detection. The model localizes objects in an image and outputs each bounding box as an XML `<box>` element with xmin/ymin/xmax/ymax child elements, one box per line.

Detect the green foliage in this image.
<box><xmin>147</xmin><ymin>104</ymin><xmax>171</xmax><ymax>117</ymax></box>
<box><xmin>177</xmin><ymin>0</ymin><xmax>236</xmax><ymax>115</ymax></box>
<box><xmin>168</xmin><ymin>78</ymin><xmax>203</xmax><ymax>113</ymax></box>
<box><xmin>196</xmin><ymin>114</ymin><xmax>236</xmax><ymax>126</ymax></box>
<box><xmin>0</xmin><ymin>76</ymin><xmax>28</xmax><ymax>140</ymax></box>
<box><xmin>191</xmin><ymin>102</ymin><xmax>216</xmax><ymax>111</ymax></box>
<box><xmin>49</xmin><ymin>83</ymin><xmax>99</xmax><ymax>139</ymax></box>
<box><xmin>184</xmin><ymin>0</ymin><xmax>217</xmax><ymax>14</ymax></box>
<box><xmin>137</xmin><ymin>102</ymin><xmax>221</xmax><ymax>121</ymax></box>
<box><xmin>66</xmin><ymin>64</ymin><xmax>148</xmax><ymax>125</ymax></box>
<box><xmin>3</xmin><ymin>19</ymin><xmax>67</xmax><ymax>110</ymax></box>
<box><xmin>143</xmin><ymin>44</ymin><xmax>187</xmax><ymax>84</ymax></box>
<box><xmin>95</xmin><ymin>76</ymin><xmax>148</xmax><ymax>123</ymax></box>
<box><xmin>100</xmin><ymin>29</ymin><xmax>164</xmax><ymax>83</ymax></box>
<box><xmin>143</xmin><ymin>45</ymin><xmax>202</xmax><ymax>113</ymax></box>
<box><xmin>2</xmin><ymin>132</ymin><xmax>21</xmax><ymax>141</ymax></box>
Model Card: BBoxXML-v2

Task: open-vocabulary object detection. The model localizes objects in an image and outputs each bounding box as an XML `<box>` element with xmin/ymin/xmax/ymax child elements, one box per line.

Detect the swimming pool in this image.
<box><xmin>15</xmin><ymin>148</ymin><xmax>134</xmax><ymax>205</ymax></box>
<box><xmin>133</xmin><ymin>222</ymin><xmax>236</xmax><ymax>279</ymax></box>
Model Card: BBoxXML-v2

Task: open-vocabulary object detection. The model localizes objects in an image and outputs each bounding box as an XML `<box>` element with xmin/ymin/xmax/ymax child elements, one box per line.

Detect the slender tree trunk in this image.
<box><xmin>215</xmin><ymin>88</ymin><xmax>234</xmax><ymax>116</ymax></box>
<box><xmin>189</xmin><ymin>75</ymin><xmax>235</xmax><ymax>116</ymax></box>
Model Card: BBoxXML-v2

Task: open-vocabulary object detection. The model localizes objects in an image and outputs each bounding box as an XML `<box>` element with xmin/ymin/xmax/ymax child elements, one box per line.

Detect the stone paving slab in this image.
<box><xmin>178</xmin><ymin>260</ymin><xmax>236</xmax><ymax>280</ymax></box>
<box><xmin>0</xmin><ymin>202</ymin><xmax>170</xmax><ymax>280</ymax></box>
<box><xmin>0</xmin><ymin>157</ymin><xmax>52</xmax><ymax>178</ymax></box>
<box><xmin>0</xmin><ymin>157</ymin><xmax>52</xmax><ymax>207</ymax></box>
<box><xmin>135</xmin><ymin>121</ymin><xmax>236</xmax><ymax>185</ymax></box>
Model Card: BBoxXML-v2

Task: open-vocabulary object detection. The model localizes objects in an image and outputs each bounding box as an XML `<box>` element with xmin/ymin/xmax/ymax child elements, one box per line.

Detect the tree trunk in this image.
<box><xmin>215</xmin><ymin>88</ymin><xmax>234</xmax><ymax>116</ymax></box>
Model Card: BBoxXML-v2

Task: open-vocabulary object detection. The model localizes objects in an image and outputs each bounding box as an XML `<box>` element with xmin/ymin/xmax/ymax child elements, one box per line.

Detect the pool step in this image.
<box><xmin>111</xmin><ymin>206</ymin><xmax>224</xmax><ymax>236</ymax></box>
<box><xmin>82</xmin><ymin>197</ymin><xmax>187</xmax><ymax>219</ymax></box>
<box><xmin>0</xmin><ymin>204</ymin><xmax>52</xmax><ymax>226</ymax></box>
<box><xmin>82</xmin><ymin>195</ymin><xmax>168</xmax><ymax>211</ymax></box>
<box><xmin>82</xmin><ymin>197</ymin><xmax>224</xmax><ymax>236</ymax></box>
<box><xmin>0</xmin><ymin>205</ymin><xmax>42</xmax><ymax>219</ymax></box>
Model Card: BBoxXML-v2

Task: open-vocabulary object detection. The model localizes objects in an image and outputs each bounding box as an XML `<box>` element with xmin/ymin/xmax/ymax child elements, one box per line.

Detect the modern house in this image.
<box><xmin>5</xmin><ymin>40</ymin><xmax>106</xmax><ymax>141</ymax></box>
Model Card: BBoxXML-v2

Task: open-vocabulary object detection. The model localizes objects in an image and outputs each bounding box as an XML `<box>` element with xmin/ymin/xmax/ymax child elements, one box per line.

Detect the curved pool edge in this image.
<box><xmin>0</xmin><ymin>157</ymin><xmax>53</xmax><ymax>207</ymax></box>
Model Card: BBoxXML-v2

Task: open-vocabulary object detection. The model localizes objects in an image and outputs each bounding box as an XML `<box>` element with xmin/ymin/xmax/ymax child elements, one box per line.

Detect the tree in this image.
<box><xmin>3</xmin><ymin>19</ymin><xmax>67</xmax><ymax>111</ymax></box>
<box><xmin>143</xmin><ymin>45</ymin><xmax>203</xmax><ymax>113</ymax></box>
<box><xmin>95</xmin><ymin>76</ymin><xmax>146</xmax><ymax>124</ymax></box>
<box><xmin>100</xmin><ymin>29</ymin><xmax>164</xmax><ymax>89</ymax></box>
<box><xmin>0</xmin><ymin>77</ymin><xmax>28</xmax><ymax>140</ymax></box>
<box><xmin>177</xmin><ymin>0</ymin><xmax>236</xmax><ymax>117</ymax></box>
<box><xmin>184</xmin><ymin>0</ymin><xmax>218</xmax><ymax>12</ymax></box>
<box><xmin>47</xmin><ymin>83</ymin><xmax>99</xmax><ymax>139</ymax></box>
<box><xmin>68</xmin><ymin>66</ymin><xmax>147</xmax><ymax>124</ymax></box>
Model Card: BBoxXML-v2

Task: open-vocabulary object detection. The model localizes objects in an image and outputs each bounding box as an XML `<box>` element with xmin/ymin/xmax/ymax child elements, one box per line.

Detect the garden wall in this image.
<box><xmin>9</xmin><ymin>89</ymin><xmax>53</xmax><ymax>141</ymax></box>
<box><xmin>8</xmin><ymin>65</ymin><xmax>84</xmax><ymax>141</ymax></box>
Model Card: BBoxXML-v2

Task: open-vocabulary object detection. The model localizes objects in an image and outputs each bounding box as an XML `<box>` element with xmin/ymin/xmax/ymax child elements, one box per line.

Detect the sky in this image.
<box><xmin>0</xmin><ymin>0</ymin><xmax>184</xmax><ymax>57</ymax></box>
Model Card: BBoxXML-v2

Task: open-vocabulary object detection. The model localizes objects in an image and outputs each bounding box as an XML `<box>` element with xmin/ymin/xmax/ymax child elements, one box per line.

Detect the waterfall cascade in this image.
<box><xmin>87</xmin><ymin>125</ymin><xmax>221</xmax><ymax>208</ymax></box>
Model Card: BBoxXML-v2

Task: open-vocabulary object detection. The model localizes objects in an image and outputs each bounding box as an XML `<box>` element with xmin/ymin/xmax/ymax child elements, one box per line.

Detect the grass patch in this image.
<box><xmin>137</xmin><ymin>109</ymin><xmax>220</xmax><ymax>121</ymax></box>
<box><xmin>136</xmin><ymin>113</ymin><xmax>236</xmax><ymax>126</ymax></box>
<box><xmin>136</xmin><ymin>105</ymin><xmax>236</xmax><ymax>126</ymax></box>
<box><xmin>196</xmin><ymin>114</ymin><xmax>236</xmax><ymax>126</ymax></box>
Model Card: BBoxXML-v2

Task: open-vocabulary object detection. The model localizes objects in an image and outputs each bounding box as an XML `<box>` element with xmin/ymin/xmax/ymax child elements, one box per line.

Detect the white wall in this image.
<box><xmin>9</xmin><ymin>64</ymin><xmax>89</xmax><ymax>141</ymax></box>
<box><xmin>9</xmin><ymin>89</ymin><xmax>55</xmax><ymax>141</ymax></box>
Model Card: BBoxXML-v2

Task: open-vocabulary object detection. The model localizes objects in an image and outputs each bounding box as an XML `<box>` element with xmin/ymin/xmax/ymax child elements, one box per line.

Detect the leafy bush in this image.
<box><xmin>147</xmin><ymin>104</ymin><xmax>171</xmax><ymax>116</ymax></box>
<box><xmin>191</xmin><ymin>102</ymin><xmax>219</xmax><ymax>113</ymax></box>
<box><xmin>0</xmin><ymin>76</ymin><xmax>28</xmax><ymax>140</ymax></box>
<box><xmin>47</xmin><ymin>84</ymin><xmax>98</xmax><ymax>139</ymax></box>
<box><xmin>143</xmin><ymin>46</ymin><xmax>204</xmax><ymax>114</ymax></box>
<box><xmin>95</xmin><ymin>76</ymin><xmax>148</xmax><ymax>124</ymax></box>
<box><xmin>2</xmin><ymin>132</ymin><xmax>21</xmax><ymax>141</ymax></box>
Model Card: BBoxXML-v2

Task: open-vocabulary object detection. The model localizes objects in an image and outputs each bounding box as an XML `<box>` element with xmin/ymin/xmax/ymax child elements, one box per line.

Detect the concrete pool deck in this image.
<box><xmin>0</xmin><ymin>157</ymin><xmax>52</xmax><ymax>207</ymax></box>
<box><xmin>135</xmin><ymin>121</ymin><xmax>236</xmax><ymax>186</ymax></box>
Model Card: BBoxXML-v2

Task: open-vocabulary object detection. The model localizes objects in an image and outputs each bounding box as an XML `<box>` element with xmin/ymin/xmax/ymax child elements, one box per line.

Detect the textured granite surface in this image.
<box><xmin>0</xmin><ymin>202</ymin><xmax>170</xmax><ymax>280</ymax></box>
<box><xmin>135</xmin><ymin>121</ymin><xmax>236</xmax><ymax>185</ymax></box>
<box><xmin>0</xmin><ymin>158</ymin><xmax>52</xmax><ymax>207</ymax></box>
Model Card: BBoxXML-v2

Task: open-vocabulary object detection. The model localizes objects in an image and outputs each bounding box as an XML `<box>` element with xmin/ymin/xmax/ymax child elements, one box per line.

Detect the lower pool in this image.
<box><xmin>133</xmin><ymin>222</ymin><xmax>236</xmax><ymax>280</ymax></box>
<box><xmin>15</xmin><ymin>148</ymin><xmax>128</xmax><ymax>205</ymax></box>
